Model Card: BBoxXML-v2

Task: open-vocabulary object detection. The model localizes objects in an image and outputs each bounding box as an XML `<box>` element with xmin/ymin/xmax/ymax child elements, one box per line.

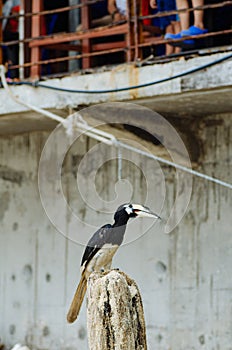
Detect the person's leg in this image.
<box><xmin>174</xmin><ymin>20</ymin><xmax>181</xmax><ymax>34</ymax></box>
<box><xmin>192</xmin><ymin>0</ymin><xmax>205</xmax><ymax>29</ymax></box>
<box><xmin>164</xmin><ymin>0</ymin><xmax>207</xmax><ymax>45</ymax></box>
<box><xmin>165</xmin><ymin>23</ymin><xmax>174</xmax><ymax>55</ymax></box>
<box><xmin>175</xmin><ymin>0</ymin><xmax>189</xmax><ymax>30</ymax></box>
<box><xmin>173</xmin><ymin>21</ymin><xmax>181</xmax><ymax>53</ymax></box>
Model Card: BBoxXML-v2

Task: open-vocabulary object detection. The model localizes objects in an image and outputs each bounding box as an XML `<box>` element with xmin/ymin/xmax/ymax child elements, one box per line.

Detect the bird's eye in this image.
<box><xmin>129</xmin><ymin>204</ymin><xmax>133</xmax><ymax>208</ymax></box>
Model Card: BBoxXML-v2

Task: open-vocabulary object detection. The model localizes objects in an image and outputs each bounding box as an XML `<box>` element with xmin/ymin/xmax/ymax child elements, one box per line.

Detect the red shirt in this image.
<box><xmin>9</xmin><ymin>5</ymin><xmax>20</xmax><ymax>32</ymax></box>
<box><xmin>142</xmin><ymin>0</ymin><xmax>151</xmax><ymax>26</ymax></box>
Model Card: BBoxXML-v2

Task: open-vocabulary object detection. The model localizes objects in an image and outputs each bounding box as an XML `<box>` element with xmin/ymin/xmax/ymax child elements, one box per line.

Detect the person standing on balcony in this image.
<box><xmin>2</xmin><ymin>0</ymin><xmax>20</xmax><ymax>80</ymax></box>
<box><xmin>164</xmin><ymin>0</ymin><xmax>208</xmax><ymax>47</ymax></box>
<box><xmin>150</xmin><ymin>0</ymin><xmax>181</xmax><ymax>55</ymax></box>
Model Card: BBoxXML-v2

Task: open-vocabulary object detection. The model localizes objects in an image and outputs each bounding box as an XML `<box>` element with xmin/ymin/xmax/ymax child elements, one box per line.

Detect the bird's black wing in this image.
<box><xmin>80</xmin><ymin>224</ymin><xmax>112</xmax><ymax>269</ymax></box>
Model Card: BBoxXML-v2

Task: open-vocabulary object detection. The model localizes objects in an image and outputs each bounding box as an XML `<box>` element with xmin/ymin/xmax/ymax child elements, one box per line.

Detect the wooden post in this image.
<box><xmin>87</xmin><ymin>270</ymin><xmax>147</xmax><ymax>350</ymax></box>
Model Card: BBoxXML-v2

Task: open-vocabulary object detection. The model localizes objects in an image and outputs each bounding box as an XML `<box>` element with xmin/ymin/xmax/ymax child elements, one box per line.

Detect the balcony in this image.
<box><xmin>0</xmin><ymin>0</ymin><xmax>231</xmax><ymax>80</ymax></box>
<box><xmin>0</xmin><ymin>0</ymin><xmax>231</xmax><ymax>137</ymax></box>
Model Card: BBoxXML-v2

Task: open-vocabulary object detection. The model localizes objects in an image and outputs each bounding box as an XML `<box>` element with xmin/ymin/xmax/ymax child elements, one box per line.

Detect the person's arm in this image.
<box><xmin>150</xmin><ymin>0</ymin><xmax>157</xmax><ymax>9</ymax></box>
<box><xmin>108</xmin><ymin>0</ymin><xmax>125</xmax><ymax>22</ymax></box>
<box><xmin>108</xmin><ymin>0</ymin><xmax>116</xmax><ymax>13</ymax></box>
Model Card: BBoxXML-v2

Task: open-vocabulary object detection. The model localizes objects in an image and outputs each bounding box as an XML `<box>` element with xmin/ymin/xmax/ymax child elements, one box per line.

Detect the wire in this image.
<box><xmin>117</xmin><ymin>142</ymin><xmax>232</xmax><ymax>190</ymax></box>
<box><xmin>4</xmin><ymin>52</ymin><xmax>232</xmax><ymax>94</ymax></box>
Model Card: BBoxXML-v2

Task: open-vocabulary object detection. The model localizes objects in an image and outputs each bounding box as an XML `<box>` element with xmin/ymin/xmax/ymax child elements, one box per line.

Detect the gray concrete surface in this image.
<box><xmin>0</xmin><ymin>50</ymin><xmax>232</xmax><ymax>349</ymax></box>
<box><xmin>0</xmin><ymin>109</ymin><xmax>231</xmax><ymax>349</ymax></box>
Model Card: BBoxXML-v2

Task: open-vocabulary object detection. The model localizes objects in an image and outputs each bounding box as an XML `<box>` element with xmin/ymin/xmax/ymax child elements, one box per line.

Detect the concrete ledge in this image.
<box><xmin>0</xmin><ymin>51</ymin><xmax>231</xmax><ymax>135</ymax></box>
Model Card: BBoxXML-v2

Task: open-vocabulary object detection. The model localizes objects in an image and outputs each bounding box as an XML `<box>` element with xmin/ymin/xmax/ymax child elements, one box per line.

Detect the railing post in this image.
<box><xmin>19</xmin><ymin>0</ymin><xmax>25</xmax><ymax>79</ymax></box>
<box><xmin>126</xmin><ymin>0</ymin><xmax>133</xmax><ymax>62</ymax></box>
<box><xmin>132</xmin><ymin>0</ymin><xmax>143</xmax><ymax>61</ymax></box>
<box><xmin>30</xmin><ymin>0</ymin><xmax>43</xmax><ymax>79</ymax></box>
<box><xmin>81</xmin><ymin>0</ymin><xmax>91</xmax><ymax>69</ymax></box>
<box><xmin>127</xmin><ymin>0</ymin><xmax>142</xmax><ymax>62</ymax></box>
<box><xmin>87</xmin><ymin>270</ymin><xmax>147</xmax><ymax>350</ymax></box>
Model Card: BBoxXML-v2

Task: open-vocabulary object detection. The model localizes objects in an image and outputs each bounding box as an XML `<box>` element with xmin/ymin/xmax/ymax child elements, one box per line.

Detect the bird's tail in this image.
<box><xmin>67</xmin><ymin>273</ymin><xmax>87</xmax><ymax>323</ymax></box>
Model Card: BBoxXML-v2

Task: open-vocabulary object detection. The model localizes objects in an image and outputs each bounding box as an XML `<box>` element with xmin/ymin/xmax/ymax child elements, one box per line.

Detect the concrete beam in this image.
<box><xmin>0</xmin><ymin>52</ymin><xmax>231</xmax><ymax>135</ymax></box>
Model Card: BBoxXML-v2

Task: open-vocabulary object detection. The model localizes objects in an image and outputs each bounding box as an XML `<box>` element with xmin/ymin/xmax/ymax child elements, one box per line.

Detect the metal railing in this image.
<box><xmin>0</xmin><ymin>0</ymin><xmax>231</xmax><ymax>80</ymax></box>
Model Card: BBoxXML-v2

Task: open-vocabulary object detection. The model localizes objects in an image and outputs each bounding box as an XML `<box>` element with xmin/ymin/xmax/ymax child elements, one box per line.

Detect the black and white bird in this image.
<box><xmin>67</xmin><ymin>203</ymin><xmax>160</xmax><ymax>323</ymax></box>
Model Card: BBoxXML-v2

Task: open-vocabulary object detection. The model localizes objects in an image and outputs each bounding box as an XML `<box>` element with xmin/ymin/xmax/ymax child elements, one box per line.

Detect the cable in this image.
<box><xmin>117</xmin><ymin>142</ymin><xmax>232</xmax><ymax>190</ymax></box>
<box><xmin>4</xmin><ymin>52</ymin><xmax>232</xmax><ymax>94</ymax></box>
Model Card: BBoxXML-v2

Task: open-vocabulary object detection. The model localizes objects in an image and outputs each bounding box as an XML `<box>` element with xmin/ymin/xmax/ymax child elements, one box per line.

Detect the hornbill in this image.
<box><xmin>67</xmin><ymin>203</ymin><xmax>160</xmax><ymax>323</ymax></box>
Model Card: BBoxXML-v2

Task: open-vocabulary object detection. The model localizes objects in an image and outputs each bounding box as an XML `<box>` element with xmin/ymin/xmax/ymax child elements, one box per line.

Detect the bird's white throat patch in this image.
<box><xmin>124</xmin><ymin>204</ymin><xmax>133</xmax><ymax>215</ymax></box>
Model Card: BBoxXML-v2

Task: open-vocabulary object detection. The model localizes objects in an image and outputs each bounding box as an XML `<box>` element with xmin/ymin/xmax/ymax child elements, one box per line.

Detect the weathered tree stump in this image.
<box><xmin>87</xmin><ymin>270</ymin><xmax>147</xmax><ymax>350</ymax></box>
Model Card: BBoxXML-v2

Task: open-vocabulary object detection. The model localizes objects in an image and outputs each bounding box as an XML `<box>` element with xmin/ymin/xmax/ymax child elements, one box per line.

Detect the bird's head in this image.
<box><xmin>114</xmin><ymin>203</ymin><xmax>161</xmax><ymax>223</ymax></box>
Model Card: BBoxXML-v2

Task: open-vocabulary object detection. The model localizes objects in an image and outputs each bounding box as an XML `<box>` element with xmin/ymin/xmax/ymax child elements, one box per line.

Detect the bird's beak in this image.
<box><xmin>132</xmin><ymin>204</ymin><xmax>161</xmax><ymax>219</ymax></box>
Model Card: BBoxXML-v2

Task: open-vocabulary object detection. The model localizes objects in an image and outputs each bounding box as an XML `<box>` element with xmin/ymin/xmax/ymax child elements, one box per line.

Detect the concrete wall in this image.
<box><xmin>0</xmin><ymin>112</ymin><xmax>232</xmax><ymax>350</ymax></box>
